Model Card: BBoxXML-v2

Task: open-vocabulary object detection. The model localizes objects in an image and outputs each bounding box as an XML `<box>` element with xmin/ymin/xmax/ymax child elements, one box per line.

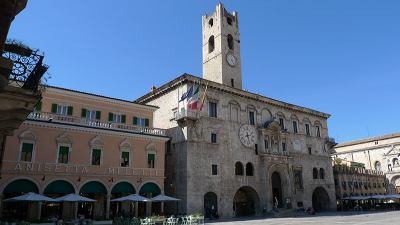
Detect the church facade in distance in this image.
<box><xmin>137</xmin><ymin>4</ymin><xmax>336</xmax><ymax>217</ymax></box>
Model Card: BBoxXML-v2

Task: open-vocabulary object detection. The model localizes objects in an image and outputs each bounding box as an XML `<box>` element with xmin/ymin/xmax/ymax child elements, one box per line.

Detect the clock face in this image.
<box><xmin>239</xmin><ymin>124</ymin><xmax>257</xmax><ymax>148</ymax></box>
<box><xmin>226</xmin><ymin>54</ymin><xmax>236</xmax><ymax>66</ymax></box>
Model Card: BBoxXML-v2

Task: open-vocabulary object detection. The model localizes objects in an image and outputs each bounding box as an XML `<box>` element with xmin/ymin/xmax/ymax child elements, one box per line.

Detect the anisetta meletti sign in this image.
<box><xmin>2</xmin><ymin>161</ymin><xmax>163</xmax><ymax>176</ymax></box>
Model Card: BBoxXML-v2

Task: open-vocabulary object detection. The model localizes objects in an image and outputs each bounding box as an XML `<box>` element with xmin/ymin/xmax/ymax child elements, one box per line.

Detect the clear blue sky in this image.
<box><xmin>8</xmin><ymin>0</ymin><xmax>400</xmax><ymax>143</ymax></box>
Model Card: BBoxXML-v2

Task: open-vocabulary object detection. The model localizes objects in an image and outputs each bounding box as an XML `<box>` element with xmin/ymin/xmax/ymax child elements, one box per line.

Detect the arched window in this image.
<box><xmin>227</xmin><ymin>17</ymin><xmax>233</xmax><ymax>25</ymax></box>
<box><xmin>208</xmin><ymin>18</ymin><xmax>213</xmax><ymax>27</ymax></box>
<box><xmin>227</xmin><ymin>34</ymin><xmax>234</xmax><ymax>50</ymax></box>
<box><xmin>246</xmin><ymin>162</ymin><xmax>254</xmax><ymax>176</ymax></box>
<box><xmin>235</xmin><ymin>162</ymin><xmax>244</xmax><ymax>175</ymax></box>
<box><xmin>374</xmin><ymin>161</ymin><xmax>381</xmax><ymax>171</ymax></box>
<box><xmin>319</xmin><ymin>168</ymin><xmax>325</xmax><ymax>179</ymax></box>
<box><xmin>208</xmin><ymin>36</ymin><xmax>215</xmax><ymax>53</ymax></box>
<box><xmin>313</xmin><ymin>168</ymin><xmax>318</xmax><ymax>179</ymax></box>
<box><xmin>393</xmin><ymin>158</ymin><xmax>399</xmax><ymax>167</ymax></box>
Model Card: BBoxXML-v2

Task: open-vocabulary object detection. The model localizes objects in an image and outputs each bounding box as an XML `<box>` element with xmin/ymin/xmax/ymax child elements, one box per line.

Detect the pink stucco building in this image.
<box><xmin>0</xmin><ymin>86</ymin><xmax>169</xmax><ymax>220</ymax></box>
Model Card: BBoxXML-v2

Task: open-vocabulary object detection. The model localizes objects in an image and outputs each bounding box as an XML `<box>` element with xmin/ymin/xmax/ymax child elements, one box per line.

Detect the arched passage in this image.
<box><xmin>233</xmin><ymin>186</ymin><xmax>260</xmax><ymax>217</ymax></box>
<box><xmin>204</xmin><ymin>192</ymin><xmax>218</xmax><ymax>219</ymax></box>
<box><xmin>2</xmin><ymin>179</ymin><xmax>39</xmax><ymax>220</ymax></box>
<box><xmin>3</xmin><ymin>179</ymin><xmax>39</xmax><ymax>194</ymax></box>
<box><xmin>312</xmin><ymin>187</ymin><xmax>330</xmax><ymax>211</ymax></box>
<box><xmin>44</xmin><ymin>180</ymin><xmax>75</xmax><ymax>195</ymax></box>
<box><xmin>79</xmin><ymin>181</ymin><xmax>107</xmax><ymax>219</ymax></box>
<box><xmin>43</xmin><ymin>180</ymin><xmax>75</xmax><ymax>219</ymax></box>
<box><xmin>139</xmin><ymin>182</ymin><xmax>161</xmax><ymax>217</ymax></box>
<box><xmin>271</xmin><ymin>171</ymin><xmax>283</xmax><ymax>208</ymax></box>
<box><xmin>110</xmin><ymin>182</ymin><xmax>136</xmax><ymax>218</ymax></box>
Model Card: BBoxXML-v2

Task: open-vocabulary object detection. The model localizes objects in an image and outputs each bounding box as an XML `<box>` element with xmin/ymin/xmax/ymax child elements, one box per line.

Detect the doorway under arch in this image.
<box><xmin>204</xmin><ymin>192</ymin><xmax>218</xmax><ymax>219</ymax></box>
<box><xmin>233</xmin><ymin>186</ymin><xmax>260</xmax><ymax>217</ymax></box>
<box><xmin>312</xmin><ymin>187</ymin><xmax>330</xmax><ymax>211</ymax></box>
<box><xmin>271</xmin><ymin>171</ymin><xmax>283</xmax><ymax>208</ymax></box>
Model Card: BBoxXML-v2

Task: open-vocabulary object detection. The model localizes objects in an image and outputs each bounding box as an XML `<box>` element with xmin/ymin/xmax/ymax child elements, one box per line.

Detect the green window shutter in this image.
<box><xmin>122</xmin><ymin>151</ymin><xmax>129</xmax><ymax>159</ymax></box>
<box><xmin>92</xmin><ymin>149</ymin><xmax>101</xmax><ymax>157</ymax></box>
<box><xmin>121</xmin><ymin>115</ymin><xmax>126</xmax><ymax>123</ymax></box>
<box><xmin>133</xmin><ymin>117</ymin><xmax>138</xmax><ymax>125</ymax></box>
<box><xmin>59</xmin><ymin>146</ymin><xmax>69</xmax><ymax>155</ymax></box>
<box><xmin>81</xmin><ymin>108</ymin><xmax>87</xmax><ymax>118</ymax></box>
<box><xmin>145</xmin><ymin>118</ymin><xmax>149</xmax><ymax>127</ymax></box>
<box><xmin>147</xmin><ymin>153</ymin><xmax>155</xmax><ymax>162</ymax></box>
<box><xmin>67</xmin><ymin>106</ymin><xmax>73</xmax><ymax>116</ymax></box>
<box><xmin>51</xmin><ymin>104</ymin><xmax>58</xmax><ymax>113</ymax></box>
<box><xmin>22</xmin><ymin>143</ymin><xmax>33</xmax><ymax>152</ymax></box>
<box><xmin>95</xmin><ymin>111</ymin><xmax>101</xmax><ymax>120</ymax></box>
<box><xmin>108</xmin><ymin>113</ymin><xmax>114</xmax><ymax>122</ymax></box>
<box><xmin>35</xmin><ymin>101</ymin><xmax>42</xmax><ymax>112</ymax></box>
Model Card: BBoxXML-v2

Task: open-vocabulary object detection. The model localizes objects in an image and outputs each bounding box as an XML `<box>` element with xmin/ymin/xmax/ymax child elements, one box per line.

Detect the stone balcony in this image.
<box><xmin>27</xmin><ymin>111</ymin><xmax>167</xmax><ymax>136</ymax></box>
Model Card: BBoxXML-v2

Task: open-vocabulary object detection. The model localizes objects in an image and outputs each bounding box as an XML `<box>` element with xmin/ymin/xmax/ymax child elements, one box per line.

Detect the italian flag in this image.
<box><xmin>187</xmin><ymin>84</ymin><xmax>200</xmax><ymax>110</ymax></box>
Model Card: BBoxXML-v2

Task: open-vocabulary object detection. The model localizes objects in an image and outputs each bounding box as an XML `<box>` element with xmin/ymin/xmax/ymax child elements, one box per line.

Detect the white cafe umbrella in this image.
<box><xmin>371</xmin><ymin>194</ymin><xmax>387</xmax><ymax>200</ymax></box>
<box><xmin>382</xmin><ymin>194</ymin><xmax>400</xmax><ymax>199</ymax></box>
<box><xmin>111</xmin><ymin>194</ymin><xmax>151</xmax><ymax>202</ymax></box>
<box><xmin>4</xmin><ymin>192</ymin><xmax>58</xmax><ymax>202</ymax></box>
<box><xmin>150</xmin><ymin>194</ymin><xmax>180</xmax><ymax>202</ymax></box>
<box><xmin>151</xmin><ymin>194</ymin><xmax>180</xmax><ymax>215</ymax></box>
<box><xmin>55</xmin><ymin>193</ymin><xmax>96</xmax><ymax>202</ymax></box>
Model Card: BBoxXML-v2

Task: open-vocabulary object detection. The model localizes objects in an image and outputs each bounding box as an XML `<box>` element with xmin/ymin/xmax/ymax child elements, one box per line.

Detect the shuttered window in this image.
<box><xmin>147</xmin><ymin>153</ymin><xmax>155</xmax><ymax>168</ymax></box>
<box><xmin>133</xmin><ymin>117</ymin><xmax>150</xmax><ymax>127</ymax></box>
<box><xmin>20</xmin><ymin>143</ymin><xmax>33</xmax><ymax>162</ymax></box>
<box><xmin>58</xmin><ymin>146</ymin><xmax>69</xmax><ymax>164</ymax></box>
<box><xmin>91</xmin><ymin>149</ymin><xmax>101</xmax><ymax>165</ymax></box>
<box><xmin>109</xmin><ymin>113</ymin><xmax>126</xmax><ymax>123</ymax></box>
<box><xmin>52</xmin><ymin>104</ymin><xmax>72</xmax><ymax>116</ymax></box>
<box><xmin>121</xmin><ymin>151</ymin><xmax>129</xmax><ymax>167</ymax></box>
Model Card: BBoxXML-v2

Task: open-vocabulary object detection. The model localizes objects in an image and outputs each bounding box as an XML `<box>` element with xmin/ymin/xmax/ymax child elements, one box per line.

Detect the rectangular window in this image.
<box><xmin>293</xmin><ymin>121</ymin><xmax>298</xmax><ymax>133</ymax></box>
<box><xmin>231</xmin><ymin>79</ymin><xmax>235</xmax><ymax>88</ymax></box>
<box><xmin>305</xmin><ymin>124</ymin><xmax>310</xmax><ymax>136</ymax></box>
<box><xmin>255</xmin><ymin>144</ymin><xmax>258</xmax><ymax>155</ymax></box>
<box><xmin>308</xmin><ymin>147</ymin><xmax>312</xmax><ymax>155</ymax></box>
<box><xmin>147</xmin><ymin>153</ymin><xmax>155</xmax><ymax>168</ymax></box>
<box><xmin>279</xmin><ymin>118</ymin><xmax>285</xmax><ymax>130</ymax></box>
<box><xmin>121</xmin><ymin>151</ymin><xmax>129</xmax><ymax>167</ymax></box>
<box><xmin>282</xmin><ymin>142</ymin><xmax>287</xmax><ymax>152</ymax></box>
<box><xmin>316</xmin><ymin>126</ymin><xmax>321</xmax><ymax>137</ymax></box>
<box><xmin>20</xmin><ymin>143</ymin><xmax>33</xmax><ymax>162</ymax></box>
<box><xmin>212</xmin><ymin>164</ymin><xmax>218</xmax><ymax>175</ymax></box>
<box><xmin>109</xmin><ymin>113</ymin><xmax>126</xmax><ymax>123</ymax></box>
<box><xmin>264</xmin><ymin>139</ymin><xmax>269</xmax><ymax>149</ymax></box>
<box><xmin>91</xmin><ymin>149</ymin><xmax>101</xmax><ymax>165</ymax></box>
<box><xmin>58</xmin><ymin>146</ymin><xmax>69</xmax><ymax>164</ymax></box>
<box><xmin>82</xmin><ymin>109</ymin><xmax>101</xmax><ymax>120</ymax></box>
<box><xmin>211</xmin><ymin>133</ymin><xmax>217</xmax><ymax>143</ymax></box>
<box><xmin>208</xmin><ymin>102</ymin><xmax>217</xmax><ymax>118</ymax></box>
<box><xmin>249</xmin><ymin>111</ymin><xmax>255</xmax><ymax>125</ymax></box>
<box><xmin>133</xmin><ymin>117</ymin><xmax>150</xmax><ymax>127</ymax></box>
<box><xmin>53</xmin><ymin>104</ymin><xmax>72</xmax><ymax>116</ymax></box>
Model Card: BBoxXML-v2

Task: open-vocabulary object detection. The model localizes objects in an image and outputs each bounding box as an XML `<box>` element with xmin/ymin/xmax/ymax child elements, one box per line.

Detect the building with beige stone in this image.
<box><xmin>0</xmin><ymin>86</ymin><xmax>169</xmax><ymax>220</ymax></box>
<box><xmin>136</xmin><ymin>3</ymin><xmax>337</xmax><ymax>218</ymax></box>
<box><xmin>332</xmin><ymin>162</ymin><xmax>387</xmax><ymax>200</ymax></box>
<box><xmin>333</xmin><ymin>133</ymin><xmax>400</xmax><ymax>195</ymax></box>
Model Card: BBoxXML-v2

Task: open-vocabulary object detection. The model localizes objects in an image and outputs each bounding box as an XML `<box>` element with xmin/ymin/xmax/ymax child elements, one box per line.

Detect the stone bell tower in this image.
<box><xmin>202</xmin><ymin>3</ymin><xmax>242</xmax><ymax>89</ymax></box>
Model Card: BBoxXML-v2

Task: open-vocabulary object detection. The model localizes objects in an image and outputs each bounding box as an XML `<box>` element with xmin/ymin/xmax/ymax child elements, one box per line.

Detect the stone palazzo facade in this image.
<box><xmin>334</xmin><ymin>133</ymin><xmax>400</xmax><ymax>194</ymax></box>
<box><xmin>136</xmin><ymin>4</ymin><xmax>336</xmax><ymax>217</ymax></box>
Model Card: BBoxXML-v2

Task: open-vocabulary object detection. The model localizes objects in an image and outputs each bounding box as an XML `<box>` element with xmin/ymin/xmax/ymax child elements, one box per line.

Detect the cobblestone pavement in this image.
<box><xmin>206</xmin><ymin>211</ymin><xmax>400</xmax><ymax>225</ymax></box>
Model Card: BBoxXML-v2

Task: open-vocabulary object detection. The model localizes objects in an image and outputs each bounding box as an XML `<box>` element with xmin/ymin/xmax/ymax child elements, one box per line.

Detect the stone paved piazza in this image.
<box><xmin>207</xmin><ymin>211</ymin><xmax>400</xmax><ymax>225</ymax></box>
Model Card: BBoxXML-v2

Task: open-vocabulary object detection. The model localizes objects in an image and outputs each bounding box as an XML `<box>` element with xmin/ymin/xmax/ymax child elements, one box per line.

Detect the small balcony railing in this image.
<box><xmin>174</xmin><ymin>109</ymin><xmax>199</xmax><ymax>120</ymax></box>
<box><xmin>27</xmin><ymin>112</ymin><xmax>166</xmax><ymax>136</ymax></box>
